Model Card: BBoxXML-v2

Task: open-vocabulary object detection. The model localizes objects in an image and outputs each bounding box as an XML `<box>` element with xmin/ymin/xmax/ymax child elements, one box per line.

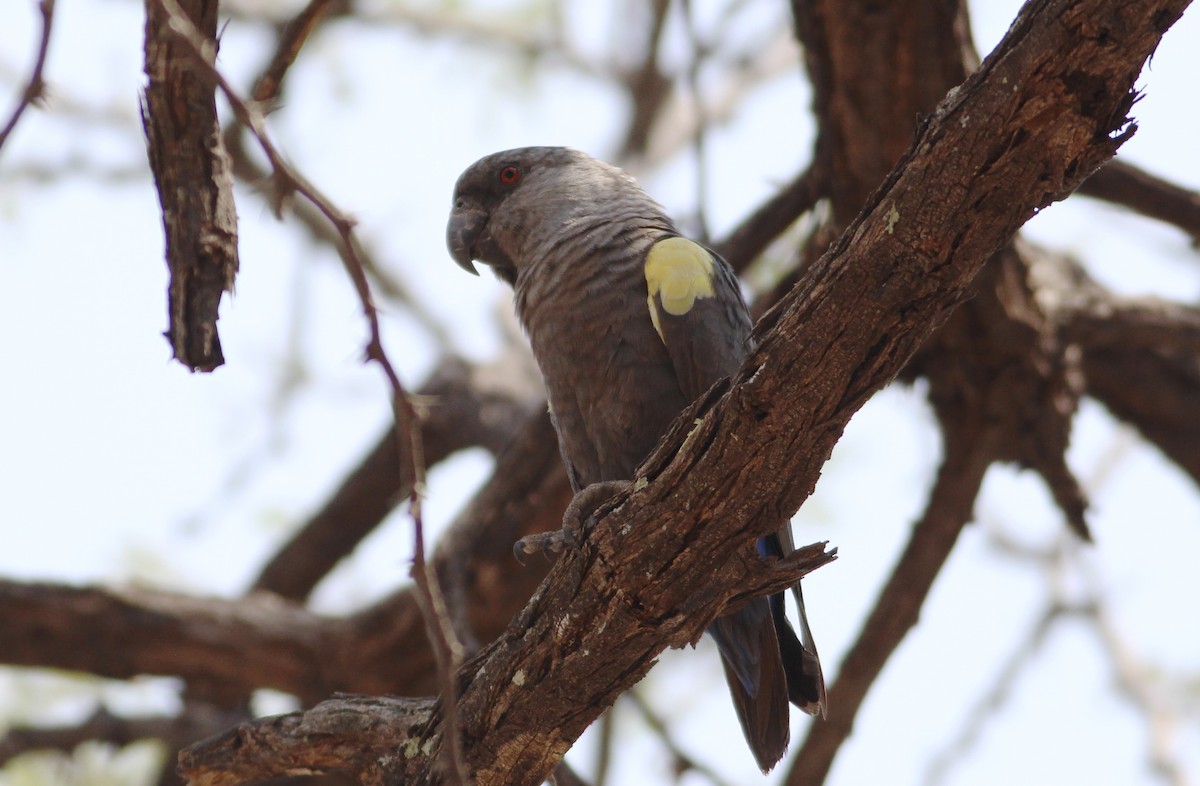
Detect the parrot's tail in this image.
<box><xmin>709</xmin><ymin>598</ymin><xmax>792</xmax><ymax>772</ymax></box>
<box><xmin>772</xmin><ymin>584</ymin><xmax>827</xmax><ymax>716</ymax></box>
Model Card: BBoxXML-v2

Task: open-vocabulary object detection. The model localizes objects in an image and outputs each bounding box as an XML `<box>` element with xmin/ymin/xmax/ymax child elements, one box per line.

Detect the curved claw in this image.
<box><xmin>512</xmin><ymin>528</ymin><xmax>577</xmax><ymax>564</ymax></box>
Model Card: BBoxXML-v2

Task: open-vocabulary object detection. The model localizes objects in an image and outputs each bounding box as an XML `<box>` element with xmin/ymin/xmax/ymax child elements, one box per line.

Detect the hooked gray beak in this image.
<box><xmin>446</xmin><ymin>206</ymin><xmax>488</xmax><ymax>276</ymax></box>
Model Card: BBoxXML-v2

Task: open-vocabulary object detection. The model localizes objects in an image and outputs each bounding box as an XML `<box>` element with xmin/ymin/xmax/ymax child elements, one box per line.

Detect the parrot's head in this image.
<box><xmin>447</xmin><ymin>146</ymin><xmax>648</xmax><ymax>286</ymax></box>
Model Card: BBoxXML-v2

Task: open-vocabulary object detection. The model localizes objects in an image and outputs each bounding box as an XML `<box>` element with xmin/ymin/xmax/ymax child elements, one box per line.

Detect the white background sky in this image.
<box><xmin>1</xmin><ymin>1</ymin><xmax>1199</xmax><ymax>784</ymax></box>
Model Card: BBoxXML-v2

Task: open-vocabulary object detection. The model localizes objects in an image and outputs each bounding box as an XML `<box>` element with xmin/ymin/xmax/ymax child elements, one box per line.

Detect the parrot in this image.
<box><xmin>446</xmin><ymin>146</ymin><xmax>825</xmax><ymax>772</ymax></box>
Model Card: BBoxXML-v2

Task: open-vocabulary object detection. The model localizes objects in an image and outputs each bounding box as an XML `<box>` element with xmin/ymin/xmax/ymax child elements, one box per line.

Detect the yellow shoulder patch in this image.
<box><xmin>644</xmin><ymin>237</ymin><xmax>716</xmax><ymax>341</ymax></box>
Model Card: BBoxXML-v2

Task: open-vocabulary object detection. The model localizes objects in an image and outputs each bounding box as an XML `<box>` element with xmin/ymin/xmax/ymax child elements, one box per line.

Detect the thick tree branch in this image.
<box><xmin>177</xmin><ymin>1</ymin><xmax>1190</xmax><ymax>784</ymax></box>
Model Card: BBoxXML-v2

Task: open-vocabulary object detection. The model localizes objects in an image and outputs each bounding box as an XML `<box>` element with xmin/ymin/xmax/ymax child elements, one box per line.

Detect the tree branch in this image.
<box><xmin>1077</xmin><ymin>158</ymin><xmax>1200</xmax><ymax>243</ymax></box>
<box><xmin>0</xmin><ymin>0</ymin><xmax>55</xmax><ymax>157</ymax></box>
<box><xmin>142</xmin><ymin>0</ymin><xmax>239</xmax><ymax>371</ymax></box>
<box><xmin>787</xmin><ymin>428</ymin><xmax>994</xmax><ymax>785</ymax></box>
<box><xmin>177</xmin><ymin>1</ymin><xmax>1190</xmax><ymax>783</ymax></box>
<box><xmin>251</xmin><ymin>356</ymin><xmax>539</xmax><ymax>601</ymax></box>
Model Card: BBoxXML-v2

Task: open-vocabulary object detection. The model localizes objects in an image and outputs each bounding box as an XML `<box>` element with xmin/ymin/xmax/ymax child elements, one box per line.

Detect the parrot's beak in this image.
<box><xmin>447</xmin><ymin>206</ymin><xmax>487</xmax><ymax>276</ymax></box>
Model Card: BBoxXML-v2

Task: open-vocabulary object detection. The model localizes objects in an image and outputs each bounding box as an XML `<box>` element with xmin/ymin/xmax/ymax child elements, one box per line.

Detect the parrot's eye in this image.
<box><xmin>498</xmin><ymin>165</ymin><xmax>521</xmax><ymax>185</ymax></box>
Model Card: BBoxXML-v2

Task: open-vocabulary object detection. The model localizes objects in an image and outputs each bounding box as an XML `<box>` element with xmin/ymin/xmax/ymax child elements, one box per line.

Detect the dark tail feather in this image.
<box><xmin>762</xmin><ymin>530</ymin><xmax>827</xmax><ymax>717</ymax></box>
<box><xmin>771</xmin><ymin>584</ymin><xmax>827</xmax><ymax>716</ymax></box>
<box><xmin>709</xmin><ymin>599</ymin><xmax>791</xmax><ymax>772</ymax></box>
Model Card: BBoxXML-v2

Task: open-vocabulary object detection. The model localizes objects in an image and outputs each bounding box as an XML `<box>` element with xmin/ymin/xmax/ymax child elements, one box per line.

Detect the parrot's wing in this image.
<box><xmin>644</xmin><ymin>238</ymin><xmax>751</xmax><ymax>401</ymax></box>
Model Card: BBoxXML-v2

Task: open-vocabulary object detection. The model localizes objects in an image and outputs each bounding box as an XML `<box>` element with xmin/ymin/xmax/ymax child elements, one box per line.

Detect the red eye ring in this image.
<box><xmin>498</xmin><ymin>165</ymin><xmax>521</xmax><ymax>185</ymax></box>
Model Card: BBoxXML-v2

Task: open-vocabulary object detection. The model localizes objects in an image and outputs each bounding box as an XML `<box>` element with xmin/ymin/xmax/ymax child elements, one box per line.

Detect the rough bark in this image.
<box><xmin>142</xmin><ymin>0</ymin><xmax>239</xmax><ymax>371</ymax></box>
<box><xmin>175</xmin><ymin>1</ymin><xmax>1190</xmax><ymax>783</ymax></box>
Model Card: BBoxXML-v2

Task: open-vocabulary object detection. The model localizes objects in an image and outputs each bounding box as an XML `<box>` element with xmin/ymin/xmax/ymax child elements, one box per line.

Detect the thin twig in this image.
<box><xmin>712</xmin><ymin>165</ymin><xmax>825</xmax><ymax>273</ymax></box>
<box><xmin>152</xmin><ymin>2</ymin><xmax>473</xmax><ymax>781</ymax></box>
<box><xmin>251</xmin><ymin>0</ymin><xmax>339</xmax><ymax>104</ymax></box>
<box><xmin>787</xmin><ymin>431</ymin><xmax>996</xmax><ymax>786</ymax></box>
<box><xmin>680</xmin><ymin>0</ymin><xmax>712</xmax><ymax>243</ymax></box>
<box><xmin>152</xmin><ymin>0</ymin><xmax>423</xmax><ymax>502</ymax></box>
<box><xmin>0</xmin><ymin>0</ymin><xmax>56</xmax><ymax>157</ymax></box>
<box><xmin>222</xmin><ymin>123</ymin><xmax>456</xmax><ymax>351</ymax></box>
<box><xmin>409</xmin><ymin>502</ymin><xmax>470</xmax><ymax>785</ymax></box>
<box><xmin>626</xmin><ymin>691</ymin><xmax>736</xmax><ymax>786</ymax></box>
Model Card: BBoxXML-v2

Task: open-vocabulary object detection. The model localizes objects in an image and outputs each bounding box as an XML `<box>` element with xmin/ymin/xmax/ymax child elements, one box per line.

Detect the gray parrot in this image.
<box><xmin>446</xmin><ymin>146</ymin><xmax>824</xmax><ymax>772</ymax></box>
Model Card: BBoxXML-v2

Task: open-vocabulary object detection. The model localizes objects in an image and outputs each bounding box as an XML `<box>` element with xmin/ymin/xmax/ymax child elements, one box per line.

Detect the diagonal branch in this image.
<box><xmin>251</xmin><ymin>0</ymin><xmax>341</xmax><ymax>105</ymax></box>
<box><xmin>786</xmin><ymin>428</ymin><xmax>995</xmax><ymax>785</ymax></box>
<box><xmin>713</xmin><ymin>165</ymin><xmax>826</xmax><ymax>274</ymax></box>
<box><xmin>177</xmin><ymin>2</ymin><xmax>1191</xmax><ymax>784</ymax></box>
<box><xmin>1077</xmin><ymin>158</ymin><xmax>1200</xmax><ymax>243</ymax></box>
<box><xmin>251</xmin><ymin>356</ymin><xmax>538</xmax><ymax>601</ymax></box>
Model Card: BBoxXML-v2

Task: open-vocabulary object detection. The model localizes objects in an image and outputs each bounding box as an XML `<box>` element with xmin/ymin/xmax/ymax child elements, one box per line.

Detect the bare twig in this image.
<box><xmin>152</xmin><ymin>0</ymin><xmax>424</xmax><ymax>509</ymax></box>
<box><xmin>252</xmin><ymin>0</ymin><xmax>340</xmax><ymax>104</ymax></box>
<box><xmin>787</xmin><ymin>431</ymin><xmax>996</xmax><ymax>786</ymax></box>
<box><xmin>222</xmin><ymin>123</ymin><xmax>456</xmax><ymax>350</ymax></box>
<box><xmin>0</xmin><ymin>0</ymin><xmax>55</xmax><ymax>157</ymax></box>
<box><xmin>626</xmin><ymin>691</ymin><xmax>735</xmax><ymax>786</ymax></box>
<box><xmin>680</xmin><ymin>0</ymin><xmax>712</xmax><ymax>243</ymax></box>
<box><xmin>410</xmin><ymin>502</ymin><xmax>470</xmax><ymax>786</ymax></box>
<box><xmin>713</xmin><ymin>165</ymin><xmax>825</xmax><ymax>273</ymax></box>
<box><xmin>150</xmin><ymin>4</ymin><xmax>477</xmax><ymax>778</ymax></box>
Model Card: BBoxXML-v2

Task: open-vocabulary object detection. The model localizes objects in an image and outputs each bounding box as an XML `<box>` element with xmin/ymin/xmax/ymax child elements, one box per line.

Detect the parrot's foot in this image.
<box><xmin>513</xmin><ymin>480</ymin><xmax>630</xmax><ymax>564</ymax></box>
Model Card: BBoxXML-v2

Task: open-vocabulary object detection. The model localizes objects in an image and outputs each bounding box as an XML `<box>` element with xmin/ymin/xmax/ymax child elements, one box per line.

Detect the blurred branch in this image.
<box><xmin>251</xmin><ymin>0</ymin><xmax>341</xmax><ymax>105</ymax></box>
<box><xmin>1028</xmin><ymin>248</ymin><xmax>1200</xmax><ymax>485</ymax></box>
<box><xmin>626</xmin><ymin>691</ymin><xmax>734</xmax><ymax>786</ymax></box>
<box><xmin>550</xmin><ymin>760</ymin><xmax>591</xmax><ymax>786</ymax></box>
<box><xmin>713</xmin><ymin>165</ymin><xmax>825</xmax><ymax>273</ymax></box>
<box><xmin>221</xmin><ymin>0</ymin><xmax>602</xmax><ymax>77</ymax></box>
<box><xmin>0</xmin><ymin>410</ymin><xmax>568</xmax><ymax>701</ymax></box>
<box><xmin>0</xmin><ymin>706</ymin><xmax>239</xmax><ymax>772</ymax></box>
<box><xmin>252</xmin><ymin>356</ymin><xmax>538</xmax><ymax>601</ymax></box>
<box><xmin>3</xmin><ymin>160</ymin><xmax>146</xmax><ymax>183</ymax></box>
<box><xmin>1077</xmin><ymin>158</ymin><xmax>1200</xmax><ymax>244</ymax></box>
<box><xmin>0</xmin><ymin>0</ymin><xmax>55</xmax><ymax>158</ymax></box>
<box><xmin>616</xmin><ymin>0</ymin><xmax>672</xmax><ymax>161</ymax></box>
<box><xmin>223</xmin><ymin>124</ymin><xmax>455</xmax><ymax>350</ymax></box>
<box><xmin>628</xmin><ymin>28</ymin><xmax>800</xmax><ymax>173</ymax></box>
<box><xmin>787</xmin><ymin>429</ymin><xmax>993</xmax><ymax>786</ymax></box>
<box><xmin>592</xmin><ymin>710</ymin><xmax>614</xmax><ymax>786</ymax></box>
<box><xmin>1093</xmin><ymin>591</ymin><xmax>1193</xmax><ymax>786</ymax></box>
